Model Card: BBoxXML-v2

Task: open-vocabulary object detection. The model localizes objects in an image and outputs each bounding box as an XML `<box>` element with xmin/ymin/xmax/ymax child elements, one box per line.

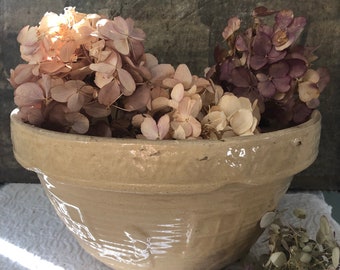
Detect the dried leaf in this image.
<box><xmin>281</xmin><ymin>238</ymin><xmax>290</xmax><ymax>251</ymax></box>
<box><xmin>317</xmin><ymin>216</ymin><xmax>331</xmax><ymax>244</ymax></box>
<box><xmin>293</xmin><ymin>208</ymin><xmax>306</xmax><ymax>219</ymax></box>
<box><xmin>300</xmin><ymin>252</ymin><xmax>312</xmax><ymax>264</ymax></box>
<box><xmin>260</xmin><ymin>212</ymin><xmax>276</xmax><ymax>228</ymax></box>
<box><xmin>332</xmin><ymin>247</ymin><xmax>340</xmax><ymax>268</ymax></box>
<box><xmin>302</xmin><ymin>245</ymin><xmax>313</xmax><ymax>253</ymax></box>
<box><xmin>269</xmin><ymin>252</ymin><xmax>287</xmax><ymax>267</ymax></box>
<box><xmin>270</xmin><ymin>223</ymin><xmax>281</xmax><ymax>234</ymax></box>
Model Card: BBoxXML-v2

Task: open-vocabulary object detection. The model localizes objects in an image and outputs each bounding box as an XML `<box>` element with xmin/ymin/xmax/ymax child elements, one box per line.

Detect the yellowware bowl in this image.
<box><xmin>10</xmin><ymin>109</ymin><xmax>321</xmax><ymax>270</ymax></box>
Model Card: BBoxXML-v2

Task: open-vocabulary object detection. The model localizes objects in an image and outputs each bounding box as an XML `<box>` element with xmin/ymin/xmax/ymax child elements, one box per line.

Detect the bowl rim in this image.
<box><xmin>10</xmin><ymin>108</ymin><xmax>322</xmax><ymax>193</ymax></box>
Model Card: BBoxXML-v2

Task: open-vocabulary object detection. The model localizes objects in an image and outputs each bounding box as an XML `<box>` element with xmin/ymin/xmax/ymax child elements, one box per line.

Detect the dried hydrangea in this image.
<box><xmin>9</xmin><ymin>6</ymin><xmax>328</xmax><ymax>139</ymax></box>
<box><xmin>202</xmin><ymin>93</ymin><xmax>260</xmax><ymax>139</ymax></box>
<box><xmin>244</xmin><ymin>210</ymin><xmax>340</xmax><ymax>270</ymax></box>
<box><xmin>208</xmin><ymin>6</ymin><xmax>330</xmax><ymax>131</ymax></box>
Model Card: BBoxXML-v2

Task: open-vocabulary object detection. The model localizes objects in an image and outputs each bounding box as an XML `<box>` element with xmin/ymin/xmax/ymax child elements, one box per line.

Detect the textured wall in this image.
<box><xmin>0</xmin><ymin>0</ymin><xmax>339</xmax><ymax>189</ymax></box>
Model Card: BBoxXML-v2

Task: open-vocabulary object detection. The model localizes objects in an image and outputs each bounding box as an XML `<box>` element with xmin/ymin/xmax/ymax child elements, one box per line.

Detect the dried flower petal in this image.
<box><xmin>65</xmin><ymin>112</ymin><xmax>90</xmax><ymax>134</ymax></box>
<box><xmin>273</xmin><ymin>13</ymin><xmax>306</xmax><ymax>51</ymax></box>
<box><xmin>218</xmin><ymin>93</ymin><xmax>241</xmax><ymax>118</ymax></box>
<box><xmin>151</xmin><ymin>97</ymin><xmax>171</xmax><ymax>111</ymax></box>
<box><xmin>83</xmin><ymin>102</ymin><xmax>111</xmax><ymax>117</ymax></box>
<box><xmin>157</xmin><ymin>114</ymin><xmax>170</xmax><ymax>140</ymax></box>
<box><xmin>17</xmin><ymin>105</ymin><xmax>44</xmax><ymax>125</ymax></box>
<box><xmin>222</xmin><ymin>17</ymin><xmax>241</xmax><ymax>40</ymax></box>
<box><xmin>303</xmin><ymin>69</ymin><xmax>320</xmax><ymax>84</ymax></box>
<box><xmin>98</xmin><ymin>80</ymin><xmax>121</xmax><ymax>106</ymax></box>
<box><xmin>172</xmin><ymin>124</ymin><xmax>186</xmax><ymax>140</ymax></box>
<box><xmin>124</xmin><ymin>84</ymin><xmax>151</xmax><ymax>111</ymax></box>
<box><xmin>163</xmin><ymin>64</ymin><xmax>193</xmax><ymax>89</ymax></box>
<box><xmin>229</xmin><ymin>109</ymin><xmax>254</xmax><ymax>135</ymax></box>
<box><xmin>298</xmin><ymin>81</ymin><xmax>320</xmax><ymax>102</ymax></box>
<box><xmin>250</xmin><ymin>32</ymin><xmax>272</xmax><ymax>70</ymax></box>
<box><xmin>117</xmin><ymin>68</ymin><xmax>136</xmax><ymax>96</ymax></box>
<box><xmin>275</xmin><ymin>9</ymin><xmax>294</xmax><ymax>29</ymax></box>
<box><xmin>150</xmin><ymin>64</ymin><xmax>175</xmax><ymax>84</ymax></box>
<box><xmin>14</xmin><ymin>82</ymin><xmax>45</xmax><ymax>107</ymax></box>
<box><xmin>202</xmin><ymin>111</ymin><xmax>227</xmax><ymax>132</ymax></box>
<box><xmin>140</xmin><ymin>117</ymin><xmax>159</xmax><ymax>140</ymax></box>
<box><xmin>59</xmin><ymin>41</ymin><xmax>77</xmax><ymax>62</ymax></box>
<box><xmin>9</xmin><ymin>64</ymin><xmax>37</xmax><ymax>87</ymax></box>
<box><xmin>171</xmin><ymin>83</ymin><xmax>185</xmax><ymax>102</ymax></box>
<box><xmin>140</xmin><ymin>114</ymin><xmax>170</xmax><ymax>140</ymax></box>
<box><xmin>173</xmin><ymin>64</ymin><xmax>192</xmax><ymax>89</ymax></box>
<box><xmin>287</xmin><ymin>58</ymin><xmax>307</xmax><ymax>78</ymax></box>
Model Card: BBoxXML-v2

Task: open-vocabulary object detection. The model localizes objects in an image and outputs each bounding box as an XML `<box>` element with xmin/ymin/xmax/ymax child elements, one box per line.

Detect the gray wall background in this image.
<box><xmin>1</xmin><ymin>0</ymin><xmax>339</xmax><ymax>189</ymax></box>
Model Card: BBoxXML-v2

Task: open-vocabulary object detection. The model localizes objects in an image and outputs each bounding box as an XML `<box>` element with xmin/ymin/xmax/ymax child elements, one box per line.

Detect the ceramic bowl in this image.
<box><xmin>10</xmin><ymin>109</ymin><xmax>321</xmax><ymax>270</ymax></box>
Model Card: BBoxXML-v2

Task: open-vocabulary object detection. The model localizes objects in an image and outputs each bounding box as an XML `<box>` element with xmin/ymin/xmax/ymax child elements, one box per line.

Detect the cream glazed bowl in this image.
<box><xmin>10</xmin><ymin>108</ymin><xmax>321</xmax><ymax>270</ymax></box>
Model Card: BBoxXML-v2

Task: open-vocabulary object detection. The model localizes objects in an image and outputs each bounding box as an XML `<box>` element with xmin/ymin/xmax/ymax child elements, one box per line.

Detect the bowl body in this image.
<box><xmin>10</xmin><ymin>109</ymin><xmax>321</xmax><ymax>270</ymax></box>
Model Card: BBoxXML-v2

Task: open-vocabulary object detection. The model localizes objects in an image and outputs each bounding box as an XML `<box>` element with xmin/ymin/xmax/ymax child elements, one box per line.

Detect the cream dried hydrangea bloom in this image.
<box><xmin>202</xmin><ymin>93</ymin><xmax>260</xmax><ymax>139</ymax></box>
